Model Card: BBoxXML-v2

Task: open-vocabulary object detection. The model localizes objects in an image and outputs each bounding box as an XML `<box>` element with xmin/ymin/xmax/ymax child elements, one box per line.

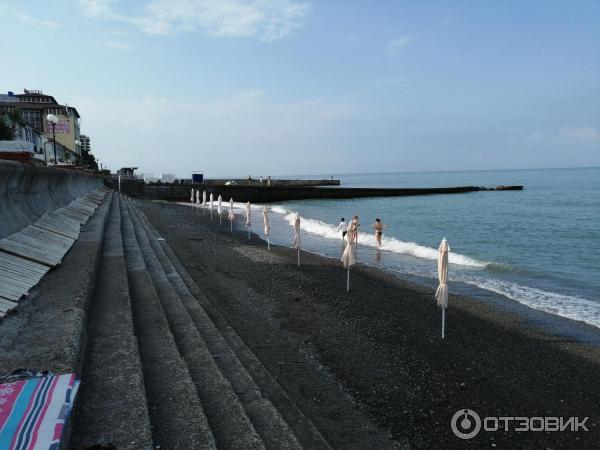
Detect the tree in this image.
<box><xmin>0</xmin><ymin>109</ymin><xmax>25</xmax><ymax>140</ymax></box>
<box><xmin>81</xmin><ymin>149</ymin><xmax>98</xmax><ymax>171</ymax></box>
<box><xmin>0</xmin><ymin>115</ymin><xmax>14</xmax><ymax>140</ymax></box>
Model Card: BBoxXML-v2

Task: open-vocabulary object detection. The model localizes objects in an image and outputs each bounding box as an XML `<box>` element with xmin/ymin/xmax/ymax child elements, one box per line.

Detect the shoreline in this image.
<box><xmin>142</xmin><ymin>200</ymin><xmax>600</xmax><ymax>448</ymax></box>
<box><xmin>173</xmin><ymin>200</ymin><xmax>600</xmax><ymax>348</ymax></box>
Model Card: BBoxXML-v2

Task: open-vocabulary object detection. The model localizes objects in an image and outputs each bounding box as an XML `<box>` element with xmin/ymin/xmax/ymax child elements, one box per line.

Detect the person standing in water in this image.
<box><xmin>337</xmin><ymin>218</ymin><xmax>347</xmax><ymax>240</ymax></box>
<box><xmin>372</xmin><ymin>218</ymin><xmax>386</xmax><ymax>247</ymax></box>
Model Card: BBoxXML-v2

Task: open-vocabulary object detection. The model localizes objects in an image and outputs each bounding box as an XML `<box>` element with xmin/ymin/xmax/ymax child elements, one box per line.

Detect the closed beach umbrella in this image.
<box><xmin>209</xmin><ymin>193</ymin><xmax>214</xmax><ymax>219</ymax></box>
<box><xmin>245</xmin><ymin>201</ymin><xmax>251</xmax><ymax>239</ymax></box>
<box><xmin>341</xmin><ymin>241</ymin><xmax>356</xmax><ymax>291</ymax></box>
<box><xmin>217</xmin><ymin>195</ymin><xmax>223</xmax><ymax>224</ymax></box>
<box><xmin>190</xmin><ymin>188</ymin><xmax>195</xmax><ymax>202</ymax></box>
<box><xmin>435</xmin><ymin>238</ymin><xmax>450</xmax><ymax>338</ymax></box>
<box><xmin>263</xmin><ymin>206</ymin><xmax>271</xmax><ymax>250</ymax></box>
<box><xmin>228</xmin><ymin>198</ymin><xmax>235</xmax><ymax>231</ymax></box>
<box><xmin>293</xmin><ymin>214</ymin><xmax>301</xmax><ymax>266</ymax></box>
<box><xmin>202</xmin><ymin>190</ymin><xmax>207</xmax><ymax>206</ymax></box>
<box><xmin>195</xmin><ymin>190</ymin><xmax>200</xmax><ymax>204</ymax></box>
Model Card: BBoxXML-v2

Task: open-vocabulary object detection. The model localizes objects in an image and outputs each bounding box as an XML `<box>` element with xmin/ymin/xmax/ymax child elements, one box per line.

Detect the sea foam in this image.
<box><xmin>274</xmin><ymin>209</ymin><xmax>486</xmax><ymax>268</ymax></box>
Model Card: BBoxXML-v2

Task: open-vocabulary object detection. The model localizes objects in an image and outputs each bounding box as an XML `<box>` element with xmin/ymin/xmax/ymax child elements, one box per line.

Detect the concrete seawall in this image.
<box><xmin>0</xmin><ymin>161</ymin><xmax>104</xmax><ymax>238</ymax></box>
<box><xmin>141</xmin><ymin>184</ymin><xmax>523</xmax><ymax>203</ymax></box>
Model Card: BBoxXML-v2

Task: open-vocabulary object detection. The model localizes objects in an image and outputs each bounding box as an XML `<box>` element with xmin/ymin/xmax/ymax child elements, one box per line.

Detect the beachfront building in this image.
<box><xmin>0</xmin><ymin>90</ymin><xmax>82</xmax><ymax>164</ymax></box>
<box><xmin>80</xmin><ymin>134</ymin><xmax>91</xmax><ymax>153</ymax></box>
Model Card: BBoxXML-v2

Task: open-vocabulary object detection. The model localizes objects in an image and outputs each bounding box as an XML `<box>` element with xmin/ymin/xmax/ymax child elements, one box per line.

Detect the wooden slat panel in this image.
<box><xmin>20</xmin><ymin>226</ymin><xmax>75</xmax><ymax>250</ymax></box>
<box><xmin>69</xmin><ymin>200</ymin><xmax>96</xmax><ymax>214</ymax></box>
<box><xmin>0</xmin><ymin>189</ymin><xmax>108</xmax><ymax>312</ymax></box>
<box><xmin>0</xmin><ymin>234</ymin><xmax>67</xmax><ymax>266</ymax></box>
<box><xmin>74</xmin><ymin>198</ymin><xmax>98</xmax><ymax>210</ymax></box>
<box><xmin>55</xmin><ymin>207</ymin><xmax>90</xmax><ymax>224</ymax></box>
<box><xmin>34</xmin><ymin>211</ymin><xmax>80</xmax><ymax>239</ymax></box>
<box><xmin>0</xmin><ymin>251</ymin><xmax>49</xmax><ymax>303</ymax></box>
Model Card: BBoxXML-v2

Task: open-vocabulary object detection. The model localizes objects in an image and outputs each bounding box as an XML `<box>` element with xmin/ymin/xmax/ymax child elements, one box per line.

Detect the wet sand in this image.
<box><xmin>142</xmin><ymin>200</ymin><xmax>600</xmax><ymax>449</ymax></box>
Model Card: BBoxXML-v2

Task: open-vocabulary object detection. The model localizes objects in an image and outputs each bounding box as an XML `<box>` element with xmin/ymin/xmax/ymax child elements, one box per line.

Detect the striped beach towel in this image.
<box><xmin>0</xmin><ymin>374</ymin><xmax>79</xmax><ymax>450</ymax></box>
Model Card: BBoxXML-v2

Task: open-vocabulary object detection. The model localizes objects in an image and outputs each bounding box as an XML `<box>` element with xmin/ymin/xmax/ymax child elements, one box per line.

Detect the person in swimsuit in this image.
<box><xmin>373</xmin><ymin>218</ymin><xmax>386</xmax><ymax>247</ymax></box>
<box><xmin>337</xmin><ymin>218</ymin><xmax>347</xmax><ymax>240</ymax></box>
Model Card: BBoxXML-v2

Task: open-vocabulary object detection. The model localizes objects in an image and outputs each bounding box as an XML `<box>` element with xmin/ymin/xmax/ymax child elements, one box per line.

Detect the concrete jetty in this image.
<box><xmin>140</xmin><ymin>183</ymin><xmax>523</xmax><ymax>203</ymax></box>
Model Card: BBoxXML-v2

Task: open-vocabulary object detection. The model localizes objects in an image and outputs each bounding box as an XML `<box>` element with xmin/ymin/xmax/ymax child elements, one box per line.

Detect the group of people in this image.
<box><xmin>247</xmin><ymin>175</ymin><xmax>272</xmax><ymax>186</ymax></box>
<box><xmin>337</xmin><ymin>216</ymin><xmax>387</xmax><ymax>246</ymax></box>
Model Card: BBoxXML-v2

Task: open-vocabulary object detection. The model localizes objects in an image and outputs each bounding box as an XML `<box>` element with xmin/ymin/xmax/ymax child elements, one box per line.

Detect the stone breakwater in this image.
<box><xmin>140</xmin><ymin>183</ymin><xmax>524</xmax><ymax>203</ymax></box>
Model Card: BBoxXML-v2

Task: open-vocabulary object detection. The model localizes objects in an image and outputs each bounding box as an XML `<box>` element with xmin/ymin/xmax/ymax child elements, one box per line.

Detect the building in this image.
<box><xmin>80</xmin><ymin>134</ymin><xmax>91</xmax><ymax>153</ymax></box>
<box><xmin>0</xmin><ymin>90</ymin><xmax>81</xmax><ymax>164</ymax></box>
<box><xmin>116</xmin><ymin>167</ymin><xmax>138</xmax><ymax>179</ymax></box>
<box><xmin>0</xmin><ymin>110</ymin><xmax>71</xmax><ymax>164</ymax></box>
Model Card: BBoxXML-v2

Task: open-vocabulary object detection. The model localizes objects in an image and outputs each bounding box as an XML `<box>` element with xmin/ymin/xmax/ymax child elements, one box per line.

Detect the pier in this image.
<box><xmin>140</xmin><ymin>183</ymin><xmax>524</xmax><ymax>203</ymax></box>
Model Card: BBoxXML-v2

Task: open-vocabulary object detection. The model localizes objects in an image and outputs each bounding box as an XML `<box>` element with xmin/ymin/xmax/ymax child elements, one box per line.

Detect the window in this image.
<box><xmin>22</xmin><ymin>110</ymin><xmax>42</xmax><ymax>129</ymax></box>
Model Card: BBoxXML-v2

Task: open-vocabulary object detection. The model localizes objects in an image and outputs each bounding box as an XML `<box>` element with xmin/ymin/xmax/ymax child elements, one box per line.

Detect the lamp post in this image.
<box><xmin>74</xmin><ymin>139</ymin><xmax>81</xmax><ymax>166</ymax></box>
<box><xmin>47</xmin><ymin>114</ymin><xmax>58</xmax><ymax>165</ymax></box>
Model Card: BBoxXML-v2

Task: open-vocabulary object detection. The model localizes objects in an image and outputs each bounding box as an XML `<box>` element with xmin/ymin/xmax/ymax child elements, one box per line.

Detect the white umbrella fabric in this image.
<box><xmin>292</xmin><ymin>214</ymin><xmax>301</xmax><ymax>266</ymax></box>
<box><xmin>190</xmin><ymin>188</ymin><xmax>195</xmax><ymax>203</ymax></box>
<box><xmin>209</xmin><ymin>193</ymin><xmax>214</xmax><ymax>219</ymax></box>
<box><xmin>245</xmin><ymin>201</ymin><xmax>251</xmax><ymax>239</ymax></box>
<box><xmin>263</xmin><ymin>206</ymin><xmax>271</xmax><ymax>250</ymax></box>
<box><xmin>228</xmin><ymin>198</ymin><xmax>235</xmax><ymax>231</ymax></box>
<box><xmin>435</xmin><ymin>238</ymin><xmax>450</xmax><ymax>339</ymax></box>
<box><xmin>202</xmin><ymin>190</ymin><xmax>207</xmax><ymax>206</ymax></box>
<box><xmin>341</xmin><ymin>241</ymin><xmax>356</xmax><ymax>291</ymax></box>
<box><xmin>195</xmin><ymin>190</ymin><xmax>200</xmax><ymax>204</ymax></box>
<box><xmin>217</xmin><ymin>195</ymin><xmax>223</xmax><ymax>224</ymax></box>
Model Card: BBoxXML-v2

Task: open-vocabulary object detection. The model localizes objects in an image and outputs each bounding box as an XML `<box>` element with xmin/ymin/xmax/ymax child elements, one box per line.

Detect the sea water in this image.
<box><xmin>240</xmin><ymin>167</ymin><xmax>600</xmax><ymax>329</ymax></box>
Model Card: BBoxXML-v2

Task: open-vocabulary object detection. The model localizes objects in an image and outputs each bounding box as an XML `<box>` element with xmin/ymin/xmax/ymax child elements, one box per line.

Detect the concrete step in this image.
<box><xmin>122</xmin><ymin>198</ymin><xmax>265</xmax><ymax>450</ymax></box>
<box><xmin>71</xmin><ymin>193</ymin><xmax>153</xmax><ymax>450</ymax></box>
<box><xmin>126</xmin><ymin>198</ymin><xmax>330</xmax><ymax>449</ymax></box>
<box><xmin>119</xmin><ymin>196</ymin><xmax>216</xmax><ymax>449</ymax></box>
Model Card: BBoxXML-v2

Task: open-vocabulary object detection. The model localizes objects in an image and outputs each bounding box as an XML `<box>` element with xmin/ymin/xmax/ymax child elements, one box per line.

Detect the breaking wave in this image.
<box><xmin>272</xmin><ymin>208</ymin><xmax>486</xmax><ymax>268</ymax></box>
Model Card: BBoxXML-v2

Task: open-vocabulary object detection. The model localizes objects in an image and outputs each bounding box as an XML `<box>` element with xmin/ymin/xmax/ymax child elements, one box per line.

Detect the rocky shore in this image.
<box><xmin>141</xmin><ymin>200</ymin><xmax>600</xmax><ymax>449</ymax></box>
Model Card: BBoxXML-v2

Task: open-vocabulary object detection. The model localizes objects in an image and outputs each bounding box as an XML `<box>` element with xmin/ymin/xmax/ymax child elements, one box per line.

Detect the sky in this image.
<box><xmin>1</xmin><ymin>0</ymin><xmax>599</xmax><ymax>178</ymax></box>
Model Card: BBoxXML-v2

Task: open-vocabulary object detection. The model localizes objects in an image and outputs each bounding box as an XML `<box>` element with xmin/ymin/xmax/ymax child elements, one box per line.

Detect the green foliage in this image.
<box><xmin>0</xmin><ymin>115</ymin><xmax>15</xmax><ymax>140</ymax></box>
<box><xmin>82</xmin><ymin>149</ymin><xmax>98</xmax><ymax>171</ymax></box>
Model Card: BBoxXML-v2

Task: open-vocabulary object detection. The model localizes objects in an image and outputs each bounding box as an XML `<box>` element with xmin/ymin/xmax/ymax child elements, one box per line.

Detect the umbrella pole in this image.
<box><xmin>230</xmin><ymin>221</ymin><xmax>233</xmax><ymax>232</ymax></box>
<box><xmin>442</xmin><ymin>307</ymin><xmax>446</xmax><ymax>339</ymax></box>
<box><xmin>346</xmin><ymin>269</ymin><xmax>350</xmax><ymax>292</ymax></box>
<box><xmin>267</xmin><ymin>236</ymin><xmax>270</xmax><ymax>251</ymax></box>
<box><xmin>247</xmin><ymin>228</ymin><xmax>250</xmax><ymax>240</ymax></box>
<box><xmin>210</xmin><ymin>210</ymin><xmax>213</xmax><ymax>220</ymax></box>
<box><xmin>297</xmin><ymin>248</ymin><xmax>300</xmax><ymax>267</ymax></box>
<box><xmin>219</xmin><ymin>215</ymin><xmax>222</xmax><ymax>225</ymax></box>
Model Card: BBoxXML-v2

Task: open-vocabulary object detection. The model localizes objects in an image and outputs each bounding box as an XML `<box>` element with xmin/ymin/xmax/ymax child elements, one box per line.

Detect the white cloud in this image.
<box><xmin>387</xmin><ymin>36</ymin><xmax>409</xmax><ymax>54</ymax></box>
<box><xmin>80</xmin><ymin>0</ymin><xmax>115</xmax><ymax>17</ymax></box>
<box><xmin>79</xmin><ymin>0</ymin><xmax>310</xmax><ymax>42</ymax></box>
<box><xmin>529</xmin><ymin>126</ymin><xmax>600</xmax><ymax>145</ymax></box>
<box><xmin>18</xmin><ymin>13</ymin><xmax>60</xmax><ymax>27</ymax></box>
<box><xmin>104</xmin><ymin>39</ymin><xmax>132</xmax><ymax>50</ymax></box>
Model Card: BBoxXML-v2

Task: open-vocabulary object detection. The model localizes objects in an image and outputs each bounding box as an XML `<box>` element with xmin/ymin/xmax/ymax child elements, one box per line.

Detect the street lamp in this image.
<box><xmin>47</xmin><ymin>114</ymin><xmax>58</xmax><ymax>165</ymax></box>
<box><xmin>74</xmin><ymin>139</ymin><xmax>81</xmax><ymax>166</ymax></box>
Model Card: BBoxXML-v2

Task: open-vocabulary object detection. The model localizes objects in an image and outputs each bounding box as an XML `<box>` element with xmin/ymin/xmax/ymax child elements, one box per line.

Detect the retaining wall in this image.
<box><xmin>0</xmin><ymin>161</ymin><xmax>105</xmax><ymax>238</ymax></box>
